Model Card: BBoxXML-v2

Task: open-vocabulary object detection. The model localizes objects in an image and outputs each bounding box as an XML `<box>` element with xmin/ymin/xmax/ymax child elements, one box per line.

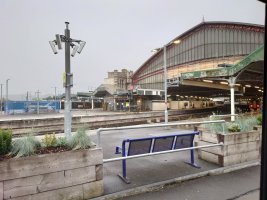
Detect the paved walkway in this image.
<box><xmin>89</xmin><ymin>126</ymin><xmax>260</xmax><ymax>200</ymax></box>
<box><xmin>90</xmin><ymin>126</ymin><xmax>220</xmax><ymax>195</ymax></box>
<box><xmin>115</xmin><ymin>166</ymin><xmax>260</xmax><ymax>200</ymax></box>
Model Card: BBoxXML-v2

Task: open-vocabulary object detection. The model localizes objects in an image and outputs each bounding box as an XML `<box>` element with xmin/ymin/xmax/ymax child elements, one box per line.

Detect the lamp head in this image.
<box><xmin>173</xmin><ymin>40</ymin><xmax>181</xmax><ymax>44</ymax></box>
<box><xmin>49</xmin><ymin>41</ymin><xmax>58</xmax><ymax>54</ymax></box>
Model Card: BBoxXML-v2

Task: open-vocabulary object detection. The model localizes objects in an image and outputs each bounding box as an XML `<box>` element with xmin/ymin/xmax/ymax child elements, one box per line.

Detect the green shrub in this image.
<box><xmin>227</xmin><ymin>122</ymin><xmax>241</xmax><ymax>132</ymax></box>
<box><xmin>201</xmin><ymin>118</ymin><xmax>225</xmax><ymax>134</ymax></box>
<box><xmin>0</xmin><ymin>129</ymin><xmax>12</xmax><ymax>156</ymax></box>
<box><xmin>234</xmin><ymin>116</ymin><xmax>258</xmax><ymax>132</ymax></box>
<box><xmin>70</xmin><ymin>127</ymin><xmax>91</xmax><ymax>150</ymax></box>
<box><xmin>56</xmin><ymin>137</ymin><xmax>68</xmax><ymax>147</ymax></box>
<box><xmin>11</xmin><ymin>134</ymin><xmax>41</xmax><ymax>158</ymax></box>
<box><xmin>42</xmin><ymin>133</ymin><xmax>57</xmax><ymax>147</ymax></box>
<box><xmin>257</xmin><ymin>115</ymin><xmax>262</xmax><ymax>125</ymax></box>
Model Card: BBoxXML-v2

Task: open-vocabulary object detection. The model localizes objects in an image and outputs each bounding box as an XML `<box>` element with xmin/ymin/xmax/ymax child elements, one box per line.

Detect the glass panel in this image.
<box><xmin>128</xmin><ymin>139</ymin><xmax>152</xmax><ymax>156</ymax></box>
<box><xmin>175</xmin><ymin>135</ymin><xmax>194</xmax><ymax>149</ymax></box>
<box><xmin>223</xmin><ymin>43</ymin><xmax>227</xmax><ymax>57</ymax></box>
<box><xmin>218</xmin><ymin>44</ymin><xmax>223</xmax><ymax>57</ymax></box>
<box><xmin>238</xmin><ymin>43</ymin><xmax>242</xmax><ymax>55</ymax></box>
<box><xmin>218</xmin><ymin>29</ymin><xmax>223</xmax><ymax>43</ymax></box>
<box><xmin>214</xmin><ymin>44</ymin><xmax>219</xmax><ymax>57</ymax></box>
<box><xmin>242</xmin><ymin>44</ymin><xmax>247</xmax><ymax>55</ymax></box>
<box><xmin>239</xmin><ymin>31</ymin><xmax>243</xmax><ymax>43</ymax></box>
<box><xmin>229</xmin><ymin>30</ymin><xmax>234</xmax><ymax>43</ymax></box>
<box><xmin>152</xmin><ymin>136</ymin><xmax>175</xmax><ymax>152</ymax></box>
<box><xmin>192</xmin><ymin>47</ymin><xmax>196</xmax><ymax>60</ymax></box>
<box><xmin>246</xmin><ymin>44</ymin><xmax>251</xmax><ymax>54</ymax></box>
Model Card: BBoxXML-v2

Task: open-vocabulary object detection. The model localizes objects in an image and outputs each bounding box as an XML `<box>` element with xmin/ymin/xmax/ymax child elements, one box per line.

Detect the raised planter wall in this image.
<box><xmin>196</xmin><ymin>130</ymin><xmax>261</xmax><ymax>166</ymax></box>
<box><xmin>0</xmin><ymin>148</ymin><xmax>103</xmax><ymax>200</ymax></box>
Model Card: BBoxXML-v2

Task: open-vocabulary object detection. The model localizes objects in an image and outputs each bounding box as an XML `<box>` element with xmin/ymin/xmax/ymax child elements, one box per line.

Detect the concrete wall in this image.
<box><xmin>178</xmin><ymin>101</ymin><xmax>190</xmax><ymax>109</ymax></box>
<box><xmin>0</xmin><ymin>148</ymin><xmax>103</xmax><ymax>200</ymax></box>
<box><xmin>152</xmin><ymin>102</ymin><xmax>165</xmax><ymax>111</ymax></box>
<box><xmin>191</xmin><ymin>101</ymin><xmax>204</xmax><ymax>109</ymax></box>
<box><xmin>196</xmin><ymin>130</ymin><xmax>261</xmax><ymax>166</ymax></box>
<box><xmin>144</xmin><ymin>100</ymin><xmax>152</xmax><ymax>111</ymax></box>
<box><xmin>170</xmin><ymin>101</ymin><xmax>179</xmax><ymax>110</ymax></box>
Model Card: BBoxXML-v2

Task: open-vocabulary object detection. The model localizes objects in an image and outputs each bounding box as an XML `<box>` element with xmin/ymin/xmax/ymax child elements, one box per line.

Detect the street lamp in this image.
<box><xmin>5</xmin><ymin>79</ymin><xmax>10</xmax><ymax>115</ymax></box>
<box><xmin>52</xmin><ymin>87</ymin><xmax>57</xmax><ymax>100</ymax></box>
<box><xmin>152</xmin><ymin>39</ymin><xmax>181</xmax><ymax>124</ymax></box>
<box><xmin>49</xmin><ymin>22</ymin><xmax>86</xmax><ymax>138</ymax></box>
<box><xmin>0</xmin><ymin>83</ymin><xmax>3</xmax><ymax>114</ymax></box>
<box><xmin>35</xmin><ymin>90</ymin><xmax>40</xmax><ymax>115</ymax></box>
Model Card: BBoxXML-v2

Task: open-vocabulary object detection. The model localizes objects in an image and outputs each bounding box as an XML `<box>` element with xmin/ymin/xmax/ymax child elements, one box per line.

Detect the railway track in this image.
<box><xmin>0</xmin><ymin>107</ymin><xmax>222</xmax><ymax>137</ymax></box>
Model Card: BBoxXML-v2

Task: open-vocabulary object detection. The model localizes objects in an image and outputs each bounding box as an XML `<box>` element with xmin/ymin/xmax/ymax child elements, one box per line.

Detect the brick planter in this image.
<box><xmin>0</xmin><ymin>148</ymin><xmax>103</xmax><ymax>200</ymax></box>
<box><xmin>196</xmin><ymin>130</ymin><xmax>261</xmax><ymax>166</ymax></box>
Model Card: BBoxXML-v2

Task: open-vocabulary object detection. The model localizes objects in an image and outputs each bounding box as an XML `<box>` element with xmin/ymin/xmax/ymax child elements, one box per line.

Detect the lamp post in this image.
<box><xmin>153</xmin><ymin>39</ymin><xmax>181</xmax><ymax>124</ymax></box>
<box><xmin>0</xmin><ymin>83</ymin><xmax>3</xmax><ymax>114</ymax></box>
<box><xmin>52</xmin><ymin>87</ymin><xmax>57</xmax><ymax>100</ymax></box>
<box><xmin>5</xmin><ymin>79</ymin><xmax>10</xmax><ymax>115</ymax></box>
<box><xmin>35</xmin><ymin>90</ymin><xmax>40</xmax><ymax>115</ymax></box>
<box><xmin>163</xmin><ymin>45</ymin><xmax>168</xmax><ymax>124</ymax></box>
<box><xmin>49</xmin><ymin>22</ymin><xmax>86</xmax><ymax>138</ymax></box>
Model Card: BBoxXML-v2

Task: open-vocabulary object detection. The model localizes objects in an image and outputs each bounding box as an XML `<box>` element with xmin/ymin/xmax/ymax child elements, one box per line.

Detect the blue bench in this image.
<box><xmin>115</xmin><ymin>131</ymin><xmax>200</xmax><ymax>183</ymax></box>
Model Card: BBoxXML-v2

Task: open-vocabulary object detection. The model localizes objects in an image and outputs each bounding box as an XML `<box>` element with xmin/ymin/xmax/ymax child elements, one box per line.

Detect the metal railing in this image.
<box><xmin>96</xmin><ymin>120</ymin><xmax>225</xmax><ymax>147</ymax></box>
<box><xmin>209</xmin><ymin>114</ymin><xmax>238</xmax><ymax>119</ymax></box>
<box><xmin>103</xmin><ymin>142</ymin><xmax>223</xmax><ymax>163</ymax></box>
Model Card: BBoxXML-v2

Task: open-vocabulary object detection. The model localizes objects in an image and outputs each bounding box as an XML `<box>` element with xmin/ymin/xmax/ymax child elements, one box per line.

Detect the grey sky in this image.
<box><xmin>0</xmin><ymin>0</ymin><xmax>265</xmax><ymax>99</ymax></box>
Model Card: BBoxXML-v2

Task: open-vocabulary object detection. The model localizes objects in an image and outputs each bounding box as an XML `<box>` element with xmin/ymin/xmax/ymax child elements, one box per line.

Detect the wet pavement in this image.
<box><xmin>117</xmin><ymin>166</ymin><xmax>260</xmax><ymax>200</ymax></box>
<box><xmin>90</xmin><ymin>127</ymin><xmax>221</xmax><ymax>195</ymax></box>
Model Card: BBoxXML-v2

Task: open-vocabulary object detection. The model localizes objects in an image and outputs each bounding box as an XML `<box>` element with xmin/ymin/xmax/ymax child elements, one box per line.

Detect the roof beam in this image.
<box><xmin>182</xmin><ymin>80</ymin><xmax>240</xmax><ymax>91</ymax></box>
<box><xmin>181</xmin><ymin>45</ymin><xmax>264</xmax><ymax>80</ymax></box>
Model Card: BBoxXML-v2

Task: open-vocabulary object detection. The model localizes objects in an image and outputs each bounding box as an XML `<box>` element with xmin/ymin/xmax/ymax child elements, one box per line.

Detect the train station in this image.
<box><xmin>0</xmin><ymin>1</ymin><xmax>266</xmax><ymax>200</ymax></box>
<box><xmin>131</xmin><ymin>21</ymin><xmax>264</xmax><ymax>115</ymax></box>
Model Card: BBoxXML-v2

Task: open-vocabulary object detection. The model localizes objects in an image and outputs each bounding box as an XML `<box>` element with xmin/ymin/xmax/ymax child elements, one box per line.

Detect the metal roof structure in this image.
<box><xmin>181</xmin><ymin>45</ymin><xmax>264</xmax><ymax>80</ymax></box>
<box><xmin>170</xmin><ymin>45</ymin><xmax>264</xmax><ymax>98</ymax></box>
<box><xmin>132</xmin><ymin>21</ymin><xmax>264</xmax><ymax>81</ymax></box>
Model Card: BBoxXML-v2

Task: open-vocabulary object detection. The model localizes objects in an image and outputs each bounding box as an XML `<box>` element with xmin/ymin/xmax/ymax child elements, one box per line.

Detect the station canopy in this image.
<box><xmin>169</xmin><ymin>45</ymin><xmax>264</xmax><ymax>98</ymax></box>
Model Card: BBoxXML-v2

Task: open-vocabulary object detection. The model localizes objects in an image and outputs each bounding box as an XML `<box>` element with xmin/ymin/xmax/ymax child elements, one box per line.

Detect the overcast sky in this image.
<box><xmin>0</xmin><ymin>0</ymin><xmax>265</xmax><ymax>99</ymax></box>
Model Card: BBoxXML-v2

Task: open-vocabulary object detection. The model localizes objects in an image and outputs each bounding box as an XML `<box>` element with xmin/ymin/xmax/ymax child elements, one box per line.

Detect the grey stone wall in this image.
<box><xmin>196</xmin><ymin>130</ymin><xmax>261</xmax><ymax>166</ymax></box>
<box><xmin>0</xmin><ymin>148</ymin><xmax>103</xmax><ymax>200</ymax></box>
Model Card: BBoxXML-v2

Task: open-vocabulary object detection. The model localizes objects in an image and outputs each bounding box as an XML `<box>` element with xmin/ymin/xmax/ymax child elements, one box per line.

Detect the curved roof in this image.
<box><xmin>132</xmin><ymin>21</ymin><xmax>264</xmax><ymax>80</ymax></box>
<box><xmin>177</xmin><ymin>44</ymin><xmax>264</xmax><ymax>97</ymax></box>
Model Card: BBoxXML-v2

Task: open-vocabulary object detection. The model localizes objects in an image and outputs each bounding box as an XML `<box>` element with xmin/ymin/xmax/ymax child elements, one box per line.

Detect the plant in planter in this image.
<box><xmin>0</xmin><ymin>128</ymin><xmax>103</xmax><ymax>200</ymax></box>
<box><xmin>257</xmin><ymin>115</ymin><xmax>262</xmax><ymax>125</ymax></box>
<box><xmin>236</xmin><ymin>116</ymin><xmax>258</xmax><ymax>132</ymax></box>
<box><xmin>227</xmin><ymin>122</ymin><xmax>241</xmax><ymax>132</ymax></box>
<box><xmin>11</xmin><ymin>134</ymin><xmax>41</xmax><ymax>158</ymax></box>
<box><xmin>0</xmin><ymin>129</ymin><xmax>12</xmax><ymax>156</ymax></box>
<box><xmin>56</xmin><ymin>136</ymin><xmax>68</xmax><ymax>147</ymax></box>
<box><xmin>42</xmin><ymin>133</ymin><xmax>57</xmax><ymax>147</ymax></box>
<box><xmin>69</xmin><ymin>127</ymin><xmax>92</xmax><ymax>150</ymax></box>
<box><xmin>197</xmin><ymin>115</ymin><xmax>261</xmax><ymax>167</ymax></box>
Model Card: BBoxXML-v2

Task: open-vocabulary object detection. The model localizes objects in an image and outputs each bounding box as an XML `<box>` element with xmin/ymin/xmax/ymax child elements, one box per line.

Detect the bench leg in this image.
<box><xmin>184</xmin><ymin>149</ymin><xmax>201</xmax><ymax>169</ymax></box>
<box><xmin>118</xmin><ymin>159</ymin><xmax>131</xmax><ymax>184</ymax></box>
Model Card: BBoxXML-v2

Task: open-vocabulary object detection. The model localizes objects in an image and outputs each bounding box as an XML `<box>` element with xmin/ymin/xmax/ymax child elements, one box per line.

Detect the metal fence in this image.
<box><xmin>96</xmin><ymin>120</ymin><xmax>225</xmax><ymax>165</ymax></box>
<box><xmin>97</xmin><ymin>120</ymin><xmax>225</xmax><ymax>147</ymax></box>
<box><xmin>5</xmin><ymin>101</ymin><xmax>60</xmax><ymax>114</ymax></box>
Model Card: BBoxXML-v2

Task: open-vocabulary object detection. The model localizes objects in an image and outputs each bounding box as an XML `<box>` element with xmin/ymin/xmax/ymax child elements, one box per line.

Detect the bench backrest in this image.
<box><xmin>124</xmin><ymin>131</ymin><xmax>199</xmax><ymax>156</ymax></box>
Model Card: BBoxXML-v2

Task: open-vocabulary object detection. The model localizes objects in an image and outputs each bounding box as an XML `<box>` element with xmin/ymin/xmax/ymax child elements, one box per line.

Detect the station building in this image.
<box><xmin>131</xmin><ymin>21</ymin><xmax>265</xmax><ymax>111</ymax></box>
<box><xmin>94</xmin><ymin>69</ymin><xmax>133</xmax><ymax>111</ymax></box>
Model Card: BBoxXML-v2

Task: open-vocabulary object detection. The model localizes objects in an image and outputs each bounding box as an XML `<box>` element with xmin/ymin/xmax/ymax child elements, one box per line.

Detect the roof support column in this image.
<box><xmin>91</xmin><ymin>97</ymin><xmax>94</xmax><ymax>110</ymax></box>
<box><xmin>229</xmin><ymin>77</ymin><xmax>236</xmax><ymax>121</ymax></box>
<box><xmin>114</xmin><ymin>96</ymin><xmax>117</xmax><ymax>111</ymax></box>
